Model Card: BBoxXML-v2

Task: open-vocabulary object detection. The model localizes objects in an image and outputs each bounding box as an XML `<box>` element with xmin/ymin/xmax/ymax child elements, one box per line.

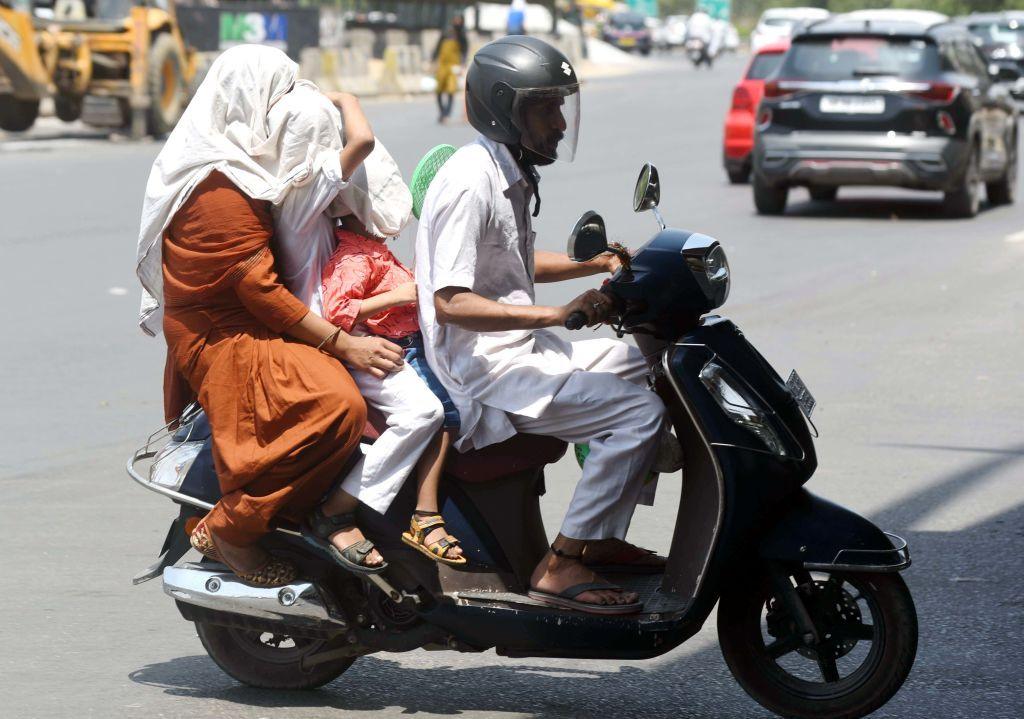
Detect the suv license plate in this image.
<box><xmin>820</xmin><ymin>95</ymin><xmax>885</xmax><ymax>114</ymax></box>
<box><xmin>786</xmin><ymin>370</ymin><xmax>816</xmax><ymax>419</ymax></box>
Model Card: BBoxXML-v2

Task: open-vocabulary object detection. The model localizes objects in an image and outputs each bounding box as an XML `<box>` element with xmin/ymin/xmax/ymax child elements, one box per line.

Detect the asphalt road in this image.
<box><xmin>2</xmin><ymin>53</ymin><xmax>1023</xmax><ymax>719</ymax></box>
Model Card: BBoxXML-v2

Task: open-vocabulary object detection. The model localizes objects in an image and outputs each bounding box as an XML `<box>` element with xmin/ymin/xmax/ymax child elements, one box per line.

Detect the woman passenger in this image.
<box><xmin>134</xmin><ymin>45</ymin><xmax>403</xmax><ymax>586</ymax></box>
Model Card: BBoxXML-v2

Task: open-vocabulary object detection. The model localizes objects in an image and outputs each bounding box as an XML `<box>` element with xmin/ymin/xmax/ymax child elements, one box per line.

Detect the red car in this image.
<box><xmin>723</xmin><ymin>41</ymin><xmax>790</xmax><ymax>184</ymax></box>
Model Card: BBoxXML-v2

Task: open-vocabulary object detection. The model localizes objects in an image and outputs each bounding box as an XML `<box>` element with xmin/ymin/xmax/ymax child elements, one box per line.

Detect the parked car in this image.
<box><xmin>960</xmin><ymin>12</ymin><xmax>1024</xmax><ymax>103</ymax></box>
<box><xmin>750</xmin><ymin>7</ymin><xmax>830</xmax><ymax>54</ymax></box>
<box><xmin>752</xmin><ymin>11</ymin><xmax>1019</xmax><ymax>218</ymax></box>
<box><xmin>602</xmin><ymin>12</ymin><xmax>653</xmax><ymax>56</ymax></box>
<box><xmin>723</xmin><ymin>41</ymin><xmax>790</xmax><ymax>183</ymax></box>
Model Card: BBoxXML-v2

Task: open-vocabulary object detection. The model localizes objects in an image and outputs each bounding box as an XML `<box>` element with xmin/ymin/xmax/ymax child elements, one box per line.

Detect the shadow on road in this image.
<box><xmin>128</xmin><ymin>443</ymin><xmax>1024</xmax><ymax>718</ymax></box>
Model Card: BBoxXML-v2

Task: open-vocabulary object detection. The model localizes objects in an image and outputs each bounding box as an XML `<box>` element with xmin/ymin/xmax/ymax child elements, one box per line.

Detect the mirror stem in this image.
<box><xmin>652</xmin><ymin>206</ymin><xmax>667</xmax><ymax>231</ymax></box>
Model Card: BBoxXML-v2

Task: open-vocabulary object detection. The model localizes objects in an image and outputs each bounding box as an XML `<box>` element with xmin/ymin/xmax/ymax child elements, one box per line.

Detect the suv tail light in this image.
<box><xmin>732</xmin><ymin>86</ymin><xmax>753</xmax><ymax>111</ymax></box>
<box><xmin>936</xmin><ymin>110</ymin><xmax>956</xmax><ymax>135</ymax></box>
<box><xmin>763</xmin><ymin>80</ymin><xmax>794</xmax><ymax>100</ymax></box>
<box><xmin>908</xmin><ymin>83</ymin><xmax>959</xmax><ymax>104</ymax></box>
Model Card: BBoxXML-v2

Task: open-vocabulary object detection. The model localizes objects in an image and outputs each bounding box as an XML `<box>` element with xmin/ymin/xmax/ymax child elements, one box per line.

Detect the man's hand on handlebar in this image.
<box><xmin>561</xmin><ymin>289</ymin><xmax>613</xmax><ymax>329</ymax></box>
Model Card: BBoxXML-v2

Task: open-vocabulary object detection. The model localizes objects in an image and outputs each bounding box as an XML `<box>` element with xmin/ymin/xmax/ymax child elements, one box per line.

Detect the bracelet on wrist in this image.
<box><xmin>316</xmin><ymin>327</ymin><xmax>344</xmax><ymax>354</ymax></box>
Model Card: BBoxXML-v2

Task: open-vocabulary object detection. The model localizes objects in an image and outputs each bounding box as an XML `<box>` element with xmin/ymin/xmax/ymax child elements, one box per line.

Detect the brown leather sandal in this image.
<box><xmin>190</xmin><ymin>517</ymin><xmax>298</xmax><ymax>588</ymax></box>
<box><xmin>401</xmin><ymin>513</ymin><xmax>467</xmax><ymax>566</ymax></box>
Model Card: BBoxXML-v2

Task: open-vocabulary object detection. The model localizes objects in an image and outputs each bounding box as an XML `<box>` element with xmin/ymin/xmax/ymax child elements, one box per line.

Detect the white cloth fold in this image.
<box><xmin>134</xmin><ymin>45</ymin><xmax>347</xmax><ymax>336</ymax></box>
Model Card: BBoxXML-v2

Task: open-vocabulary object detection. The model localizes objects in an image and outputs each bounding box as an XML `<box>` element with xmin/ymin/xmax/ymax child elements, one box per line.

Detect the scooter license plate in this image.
<box><xmin>786</xmin><ymin>370</ymin><xmax>816</xmax><ymax>419</ymax></box>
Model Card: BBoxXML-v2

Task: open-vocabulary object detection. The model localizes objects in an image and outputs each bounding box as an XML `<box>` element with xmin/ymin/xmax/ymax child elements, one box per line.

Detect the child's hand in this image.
<box><xmin>394</xmin><ymin>282</ymin><xmax>418</xmax><ymax>305</ymax></box>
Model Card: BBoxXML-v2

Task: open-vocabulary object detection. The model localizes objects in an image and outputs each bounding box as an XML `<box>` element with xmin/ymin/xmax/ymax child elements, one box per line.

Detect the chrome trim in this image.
<box><xmin>661</xmin><ymin>346</ymin><xmax>725</xmax><ymax>600</ymax></box>
<box><xmin>803</xmin><ymin>532</ymin><xmax>912</xmax><ymax>573</ymax></box>
<box><xmin>163</xmin><ymin>564</ymin><xmax>347</xmax><ymax>628</ymax></box>
<box><xmin>775</xmin><ymin>78</ymin><xmax>933</xmax><ymax>94</ymax></box>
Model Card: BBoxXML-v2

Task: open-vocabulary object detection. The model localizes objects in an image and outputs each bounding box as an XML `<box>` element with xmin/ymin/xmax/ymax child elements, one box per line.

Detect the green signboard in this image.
<box><xmin>696</xmin><ymin>0</ymin><xmax>730</xmax><ymax>22</ymax></box>
<box><xmin>627</xmin><ymin>0</ymin><xmax>658</xmax><ymax>17</ymax></box>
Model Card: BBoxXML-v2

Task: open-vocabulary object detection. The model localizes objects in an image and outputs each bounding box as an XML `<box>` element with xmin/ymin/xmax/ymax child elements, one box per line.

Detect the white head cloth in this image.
<box><xmin>134</xmin><ymin>44</ymin><xmax>345</xmax><ymax>336</ymax></box>
<box><xmin>329</xmin><ymin>141</ymin><xmax>413</xmax><ymax>239</ymax></box>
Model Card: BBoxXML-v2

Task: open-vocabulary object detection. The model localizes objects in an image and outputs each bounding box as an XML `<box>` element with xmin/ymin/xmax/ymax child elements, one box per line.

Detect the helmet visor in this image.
<box><xmin>511</xmin><ymin>85</ymin><xmax>580</xmax><ymax>163</ymax></box>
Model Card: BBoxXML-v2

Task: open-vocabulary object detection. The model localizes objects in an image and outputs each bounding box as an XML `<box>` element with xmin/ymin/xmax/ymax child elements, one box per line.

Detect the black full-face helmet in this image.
<box><xmin>466</xmin><ymin>36</ymin><xmax>580</xmax><ymax>164</ymax></box>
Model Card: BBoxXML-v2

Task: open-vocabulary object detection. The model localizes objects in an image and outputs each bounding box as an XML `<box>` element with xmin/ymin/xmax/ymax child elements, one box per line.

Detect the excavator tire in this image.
<box><xmin>0</xmin><ymin>94</ymin><xmax>40</xmax><ymax>132</ymax></box>
<box><xmin>147</xmin><ymin>33</ymin><xmax>185</xmax><ymax>136</ymax></box>
<box><xmin>55</xmin><ymin>96</ymin><xmax>83</xmax><ymax>123</ymax></box>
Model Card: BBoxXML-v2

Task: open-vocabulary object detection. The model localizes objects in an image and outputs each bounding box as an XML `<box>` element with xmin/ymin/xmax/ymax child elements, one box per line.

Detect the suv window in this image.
<box><xmin>609</xmin><ymin>13</ymin><xmax>645</xmax><ymax>30</ymax></box>
<box><xmin>747</xmin><ymin>52</ymin><xmax>786</xmax><ymax>80</ymax></box>
<box><xmin>781</xmin><ymin>37</ymin><xmax>942</xmax><ymax>81</ymax></box>
<box><xmin>968</xmin><ymin>21</ymin><xmax>1024</xmax><ymax>45</ymax></box>
<box><xmin>952</xmin><ymin>40</ymin><xmax>988</xmax><ymax>79</ymax></box>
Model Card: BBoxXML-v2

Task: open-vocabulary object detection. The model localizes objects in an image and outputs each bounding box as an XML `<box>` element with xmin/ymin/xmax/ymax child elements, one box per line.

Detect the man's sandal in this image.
<box><xmin>301</xmin><ymin>507</ymin><xmax>388</xmax><ymax>575</ymax></box>
<box><xmin>527</xmin><ymin>582</ymin><xmax>643</xmax><ymax>615</ymax></box>
<box><xmin>401</xmin><ymin>513</ymin><xmax>467</xmax><ymax>566</ymax></box>
<box><xmin>527</xmin><ymin>544</ymin><xmax>642</xmax><ymax>615</ymax></box>
<box><xmin>189</xmin><ymin>517</ymin><xmax>298</xmax><ymax>588</ymax></box>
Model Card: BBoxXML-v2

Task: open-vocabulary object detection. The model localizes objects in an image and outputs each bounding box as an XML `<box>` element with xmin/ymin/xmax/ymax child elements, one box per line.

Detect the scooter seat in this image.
<box><xmin>362</xmin><ymin>406</ymin><xmax>567</xmax><ymax>483</ymax></box>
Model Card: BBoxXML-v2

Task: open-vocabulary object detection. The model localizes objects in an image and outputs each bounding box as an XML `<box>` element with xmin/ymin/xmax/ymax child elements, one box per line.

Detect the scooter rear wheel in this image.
<box><xmin>195</xmin><ymin>621</ymin><xmax>354</xmax><ymax>689</ymax></box>
<box><xmin>717</xmin><ymin>567</ymin><xmax>917</xmax><ymax>719</ymax></box>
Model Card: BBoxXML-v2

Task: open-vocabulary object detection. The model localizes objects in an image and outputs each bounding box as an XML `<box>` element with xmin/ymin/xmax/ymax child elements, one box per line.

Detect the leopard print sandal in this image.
<box><xmin>190</xmin><ymin>517</ymin><xmax>297</xmax><ymax>588</ymax></box>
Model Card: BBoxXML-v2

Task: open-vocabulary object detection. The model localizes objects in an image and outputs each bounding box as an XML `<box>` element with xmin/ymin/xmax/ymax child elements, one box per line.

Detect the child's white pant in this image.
<box><xmin>340</xmin><ymin>363</ymin><xmax>445</xmax><ymax>514</ymax></box>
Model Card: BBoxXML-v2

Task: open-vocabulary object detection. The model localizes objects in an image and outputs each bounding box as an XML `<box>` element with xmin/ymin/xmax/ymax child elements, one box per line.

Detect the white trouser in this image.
<box><xmin>506</xmin><ymin>338</ymin><xmax>667</xmax><ymax>541</ymax></box>
<box><xmin>340</xmin><ymin>363</ymin><xmax>445</xmax><ymax>514</ymax></box>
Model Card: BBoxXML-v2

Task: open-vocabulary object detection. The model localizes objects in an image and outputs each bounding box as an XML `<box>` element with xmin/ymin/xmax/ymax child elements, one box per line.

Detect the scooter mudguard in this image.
<box><xmin>132</xmin><ymin>505</ymin><xmax>204</xmax><ymax>585</ymax></box>
<box><xmin>758</xmin><ymin>489</ymin><xmax>911</xmax><ymax>572</ymax></box>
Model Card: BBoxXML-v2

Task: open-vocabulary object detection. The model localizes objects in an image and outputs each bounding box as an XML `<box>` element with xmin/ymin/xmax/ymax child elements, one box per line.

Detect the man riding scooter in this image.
<box><xmin>414</xmin><ymin>36</ymin><xmax>679</xmax><ymax>615</ymax></box>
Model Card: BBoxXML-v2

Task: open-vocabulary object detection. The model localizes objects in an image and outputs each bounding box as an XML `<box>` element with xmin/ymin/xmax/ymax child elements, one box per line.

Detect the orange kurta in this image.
<box><xmin>162</xmin><ymin>172</ymin><xmax>366</xmax><ymax>546</ymax></box>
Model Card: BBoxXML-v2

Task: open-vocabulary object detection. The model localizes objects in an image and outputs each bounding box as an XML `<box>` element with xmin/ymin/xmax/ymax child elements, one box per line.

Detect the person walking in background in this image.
<box><xmin>432</xmin><ymin>15</ymin><xmax>468</xmax><ymax>124</ymax></box>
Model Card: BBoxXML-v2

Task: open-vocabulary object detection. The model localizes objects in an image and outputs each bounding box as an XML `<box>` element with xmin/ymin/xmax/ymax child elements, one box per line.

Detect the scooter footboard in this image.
<box><xmin>758</xmin><ymin>489</ymin><xmax>911</xmax><ymax>572</ymax></box>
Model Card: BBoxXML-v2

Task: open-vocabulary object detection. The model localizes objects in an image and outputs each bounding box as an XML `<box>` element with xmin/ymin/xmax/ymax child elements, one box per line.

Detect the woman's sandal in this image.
<box><xmin>189</xmin><ymin>517</ymin><xmax>298</xmax><ymax>588</ymax></box>
<box><xmin>527</xmin><ymin>545</ymin><xmax>642</xmax><ymax>615</ymax></box>
<box><xmin>301</xmin><ymin>507</ymin><xmax>388</xmax><ymax>575</ymax></box>
<box><xmin>401</xmin><ymin>513</ymin><xmax>467</xmax><ymax>566</ymax></box>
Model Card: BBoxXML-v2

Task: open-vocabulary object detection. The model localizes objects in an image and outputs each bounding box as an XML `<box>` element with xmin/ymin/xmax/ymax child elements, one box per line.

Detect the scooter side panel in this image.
<box><xmin>657</xmin><ymin>318</ymin><xmax>818</xmax><ymax>611</ymax></box>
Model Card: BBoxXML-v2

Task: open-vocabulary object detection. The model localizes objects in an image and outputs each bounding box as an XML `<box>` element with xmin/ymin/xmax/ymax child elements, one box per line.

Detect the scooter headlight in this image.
<box><xmin>699</xmin><ymin>360</ymin><xmax>788</xmax><ymax>457</ymax></box>
<box><xmin>681</xmin><ymin>235</ymin><xmax>730</xmax><ymax>310</ymax></box>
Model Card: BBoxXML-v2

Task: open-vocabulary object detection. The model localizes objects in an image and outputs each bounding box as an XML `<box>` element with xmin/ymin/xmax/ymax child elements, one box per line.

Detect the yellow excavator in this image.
<box><xmin>0</xmin><ymin>0</ymin><xmax>195</xmax><ymax>135</ymax></box>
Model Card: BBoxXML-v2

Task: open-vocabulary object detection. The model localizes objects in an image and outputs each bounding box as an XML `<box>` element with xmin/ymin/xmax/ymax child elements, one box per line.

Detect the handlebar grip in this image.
<box><xmin>564</xmin><ymin>310</ymin><xmax>588</xmax><ymax>330</ymax></box>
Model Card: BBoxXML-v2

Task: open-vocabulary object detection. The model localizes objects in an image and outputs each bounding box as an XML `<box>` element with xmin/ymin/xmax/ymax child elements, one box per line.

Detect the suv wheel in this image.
<box><xmin>809</xmin><ymin>186</ymin><xmax>838</xmax><ymax>202</ymax></box>
<box><xmin>727</xmin><ymin>163</ymin><xmax>750</xmax><ymax>185</ymax></box>
<box><xmin>986</xmin><ymin>133</ymin><xmax>1017</xmax><ymax>206</ymax></box>
<box><xmin>945</xmin><ymin>144</ymin><xmax>981</xmax><ymax>218</ymax></box>
<box><xmin>753</xmin><ymin>174</ymin><xmax>788</xmax><ymax>215</ymax></box>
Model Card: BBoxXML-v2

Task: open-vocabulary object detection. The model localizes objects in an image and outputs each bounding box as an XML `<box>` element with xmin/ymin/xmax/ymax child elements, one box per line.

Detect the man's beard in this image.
<box><xmin>519</xmin><ymin>144</ymin><xmax>555</xmax><ymax>166</ymax></box>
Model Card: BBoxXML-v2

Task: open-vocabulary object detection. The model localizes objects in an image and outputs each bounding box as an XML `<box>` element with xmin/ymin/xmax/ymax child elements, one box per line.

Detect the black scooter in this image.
<box><xmin>129</xmin><ymin>164</ymin><xmax>917</xmax><ymax>719</ymax></box>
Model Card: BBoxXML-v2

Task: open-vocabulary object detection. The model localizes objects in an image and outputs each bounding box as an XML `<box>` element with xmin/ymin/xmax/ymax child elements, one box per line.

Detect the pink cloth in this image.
<box><xmin>321</xmin><ymin>229</ymin><xmax>419</xmax><ymax>339</ymax></box>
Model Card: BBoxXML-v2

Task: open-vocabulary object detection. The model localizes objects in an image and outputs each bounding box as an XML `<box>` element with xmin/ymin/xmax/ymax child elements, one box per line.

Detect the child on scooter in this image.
<box><xmin>319</xmin><ymin>145</ymin><xmax>464</xmax><ymax>567</ymax></box>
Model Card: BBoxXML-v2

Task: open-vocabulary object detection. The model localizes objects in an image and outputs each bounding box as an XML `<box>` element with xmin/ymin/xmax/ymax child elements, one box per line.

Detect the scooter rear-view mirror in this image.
<box><xmin>567</xmin><ymin>210</ymin><xmax>609</xmax><ymax>262</ymax></box>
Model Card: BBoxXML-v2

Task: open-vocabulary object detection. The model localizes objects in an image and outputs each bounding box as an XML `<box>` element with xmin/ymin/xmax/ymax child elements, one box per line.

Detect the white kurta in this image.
<box><xmin>415</xmin><ymin>136</ymin><xmax>667</xmax><ymax>540</ymax></box>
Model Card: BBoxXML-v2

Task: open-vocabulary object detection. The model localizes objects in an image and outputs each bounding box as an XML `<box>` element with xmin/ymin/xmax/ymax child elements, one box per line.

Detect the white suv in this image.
<box><xmin>750</xmin><ymin>7</ymin><xmax>830</xmax><ymax>53</ymax></box>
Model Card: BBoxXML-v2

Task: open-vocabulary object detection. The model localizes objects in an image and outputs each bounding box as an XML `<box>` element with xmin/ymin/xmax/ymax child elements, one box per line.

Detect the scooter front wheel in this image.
<box><xmin>717</xmin><ymin>567</ymin><xmax>917</xmax><ymax>719</ymax></box>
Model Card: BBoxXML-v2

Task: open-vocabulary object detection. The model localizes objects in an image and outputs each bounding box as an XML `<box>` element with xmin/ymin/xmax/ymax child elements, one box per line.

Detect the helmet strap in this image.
<box><xmin>512</xmin><ymin>145</ymin><xmax>543</xmax><ymax>217</ymax></box>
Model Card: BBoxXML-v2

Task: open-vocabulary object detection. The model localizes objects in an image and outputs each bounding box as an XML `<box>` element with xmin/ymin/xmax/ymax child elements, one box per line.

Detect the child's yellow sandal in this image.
<box><xmin>401</xmin><ymin>514</ymin><xmax>467</xmax><ymax>566</ymax></box>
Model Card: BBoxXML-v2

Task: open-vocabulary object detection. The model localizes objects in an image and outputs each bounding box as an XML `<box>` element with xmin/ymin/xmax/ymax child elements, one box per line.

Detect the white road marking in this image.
<box><xmin>1005</xmin><ymin>230</ymin><xmax>1024</xmax><ymax>243</ymax></box>
<box><xmin>108</xmin><ymin>287</ymin><xmax>128</xmax><ymax>296</ymax></box>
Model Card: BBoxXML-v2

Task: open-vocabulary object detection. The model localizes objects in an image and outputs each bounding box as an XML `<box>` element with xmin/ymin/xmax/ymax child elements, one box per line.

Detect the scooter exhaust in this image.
<box><xmin>162</xmin><ymin>564</ymin><xmax>347</xmax><ymax>629</ymax></box>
